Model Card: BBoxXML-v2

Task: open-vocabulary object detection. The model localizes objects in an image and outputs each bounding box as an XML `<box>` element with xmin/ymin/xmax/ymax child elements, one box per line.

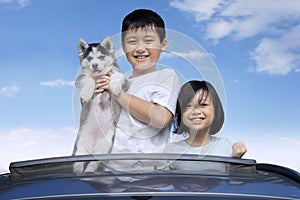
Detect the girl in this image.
<box><xmin>165</xmin><ymin>80</ymin><xmax>247</xmax><ymax>170</ymax></box>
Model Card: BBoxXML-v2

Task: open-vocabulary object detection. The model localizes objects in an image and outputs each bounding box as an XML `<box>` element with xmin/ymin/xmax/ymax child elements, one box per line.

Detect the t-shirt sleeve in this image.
<box><xmin>151</xmin><ymin>69</ymin><xmax>180</xmax><ymax>115</ymax></box>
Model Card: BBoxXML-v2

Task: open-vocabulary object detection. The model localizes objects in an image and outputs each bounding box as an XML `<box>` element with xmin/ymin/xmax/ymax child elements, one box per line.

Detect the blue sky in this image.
<box><xmin>0</xmin><ymin>0</ymin><xmax>299</xmax><ymax>173</ymax></box>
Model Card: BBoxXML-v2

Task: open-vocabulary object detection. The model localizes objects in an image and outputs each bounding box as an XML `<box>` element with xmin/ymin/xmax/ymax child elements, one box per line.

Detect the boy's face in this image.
<box><xmin>182</xmin><ymin>91</ymin><xmax>214</xmax><ymax>134</ymax></box>
<box><xmin>122</xmin><ymin>27</ymin><xmax>167</xmax><ymax>74</ymax></box>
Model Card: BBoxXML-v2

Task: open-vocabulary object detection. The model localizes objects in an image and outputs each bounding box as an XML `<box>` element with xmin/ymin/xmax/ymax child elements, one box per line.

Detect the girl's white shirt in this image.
<box><xmin>164</xmin><ymin>135</ymin><xmax>232</xmax><ymax>171</ymax></box>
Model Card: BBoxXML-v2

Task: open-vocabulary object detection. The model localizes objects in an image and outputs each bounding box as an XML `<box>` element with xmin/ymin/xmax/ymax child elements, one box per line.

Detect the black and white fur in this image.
<box><xmin>72</xmin><ymin>37</ymin><xmax>126</xmax><ymax>173</ymax></box>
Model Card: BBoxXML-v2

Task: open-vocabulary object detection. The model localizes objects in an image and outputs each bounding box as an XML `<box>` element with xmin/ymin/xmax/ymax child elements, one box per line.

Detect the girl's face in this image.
<box><xmin>182</xmin><ymin>90</ymin><xmax>214</xmax><ymax>134</ymax></box>
<box><xmin>122</xmin><ymin>27</ymin><xmax>167</xmax><ymax>76</ymax></box>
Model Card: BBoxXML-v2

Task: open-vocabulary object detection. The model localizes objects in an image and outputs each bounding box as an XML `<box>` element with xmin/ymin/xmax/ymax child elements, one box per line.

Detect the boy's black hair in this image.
<box><xmin>174</xmin><ymin>80</ymin><xmax>224</xmax><ymax>135</ymax></box>
<box><xmin>121</xmin><ymin>9</ymin><xmax>166</xmax><ymax>43</ymax></box>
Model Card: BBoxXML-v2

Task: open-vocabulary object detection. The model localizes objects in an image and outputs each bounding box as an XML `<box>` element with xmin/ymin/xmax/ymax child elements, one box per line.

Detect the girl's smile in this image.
<box><xmin>189</xmin><ymin>116</ymin><xmax>205</xmax><ymax>124</ymax></box>
<box><xmin>182</xmin><ymin>90</ymin><xmax>214</xmax><ymax>134</ymax></box>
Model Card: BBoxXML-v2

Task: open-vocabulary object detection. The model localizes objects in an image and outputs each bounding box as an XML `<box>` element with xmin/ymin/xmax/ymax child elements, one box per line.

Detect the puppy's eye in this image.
<box><xmin>87</xmin><ymin>56</ymin><xmax>93</xmax><ymax>61</ymax></box>
<box><xmin>98</xmin><ymin>55</ymin><xmax>105</xmax><ymax>60</ymax></box>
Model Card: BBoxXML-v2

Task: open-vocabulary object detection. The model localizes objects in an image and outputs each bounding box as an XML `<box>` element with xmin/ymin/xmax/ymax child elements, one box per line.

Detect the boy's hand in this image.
<box><xmin>231</xmin><ymin>141</ymin><xmax>247</xmax><ymax>158</ymax></box>
<box><xmin>94</xmin><ymin>72</ymin><xmax>112</xmax><ymax>94</ymax></box>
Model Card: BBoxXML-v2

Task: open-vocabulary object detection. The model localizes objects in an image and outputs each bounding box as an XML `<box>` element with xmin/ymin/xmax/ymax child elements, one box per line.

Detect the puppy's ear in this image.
<box><xmin>101</xmin><ymin>36</ymin><xmax>114</xmax><ymax>52</ymax></box>
<box><xmin>78</xmin><ymin>38</ymin><xmax>89</xmax><ymax>57</ymax></box>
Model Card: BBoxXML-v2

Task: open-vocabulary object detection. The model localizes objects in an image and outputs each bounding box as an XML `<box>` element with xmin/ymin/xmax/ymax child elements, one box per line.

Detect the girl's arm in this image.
<box><xmin>230</xmin><ymin>141</ymin><xmax>247</xmax><ymax>158</ymax></box>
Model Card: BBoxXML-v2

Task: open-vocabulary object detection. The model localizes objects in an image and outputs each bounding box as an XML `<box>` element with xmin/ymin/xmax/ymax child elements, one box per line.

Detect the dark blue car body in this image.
<box><xmin>1</xmin><ymin>154</ymin><xmax>299</xmax><ymax>199</ymax></box>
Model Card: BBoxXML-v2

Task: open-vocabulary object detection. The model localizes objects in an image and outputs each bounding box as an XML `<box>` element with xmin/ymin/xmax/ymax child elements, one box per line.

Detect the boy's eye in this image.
<box><xmin>144</xmin><ymin>36</ymin><xmax>155</xmax><ymax>44</ymax></box>
<box><xmin>127</xmin><ymin>39</ymin><xmax>137</xmax><ymax>45</ymax></box>
<box><xmin>145</xmin><ymin>39</ymin><xmax>154</xmax><ymax>44</ymax></box>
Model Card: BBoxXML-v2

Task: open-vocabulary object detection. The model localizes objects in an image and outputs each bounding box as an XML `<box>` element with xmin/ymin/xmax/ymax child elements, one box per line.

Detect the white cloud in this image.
<box><xmin>206</xmin><ymin>20</ymin><xmax>234</xmax><ymax>43</ymax></box>
<box><xmin>170</xmin><ymin>0</ymin><xmax>225</xmax><ymax>21</ymax></box>
<box><xmin>249</xmin><ymin>24</ymin><xmax>300</xmax><ymax>75</ymax></box>
<box><xmin>170</xmin><ymin>0</ymin><xmax>300</xmax><ymax>75</ymax></box>
<box><xmin>279</xmin><ymin>136</ymin><xmax>300</xmax><ymax>146</ymax></box>
<box><xmin>171</xmin><ymin>0</ymin><xmax>300</xmax><ymax>40</ymax></box>
<box><xmin>0</xmin><ymin>0</ymin><xmax>30</xmax><ymax>8</ymax></box>
<box><xmin>40</xmin><ymin>79</ymin><xmax>75</xmax><ymax>88</ymax></box>
<box><xmin>0</xmin><ymin>0</ymin><xmax>14</xmax><ymax>3</ymax></box>
<box><xmin>0</xmin><ymin>127</ymin><xmax>77</xmax><ymax>173</ymax></box>
<box><xmin>0</xmin><ymin>85</ymin><xmax>19</xmax><ymax>97</ymax></box>
<box><xmin>17</xmin><ymin>0</ymin><xmax>29</xmax><ymax>7</ymax></box>
<box><xmin>164</xmin><ymin>50</ymin><xmax>211</xmax><ymax>60</ymax></box>
<box><xmin>232</xmin><ymin>79</ymin><xmax>240</xmax><ymax>84</ymax></box>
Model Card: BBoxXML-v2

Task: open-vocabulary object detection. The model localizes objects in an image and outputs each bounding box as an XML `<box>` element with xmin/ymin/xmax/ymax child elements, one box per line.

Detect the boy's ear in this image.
<box><xmin>78</xmin><ymin>38</ymin><xmax>89</xmax><ymax>57</ymax></box>
<box><xmin>101</xmin><ymin>36</ymin><xmax>114</xmax><ymax>52</ymax></box>
<box><xmin>161</xmin><ymin>38</ymin><xmax>167</xmax><ymax>52</ymax></box>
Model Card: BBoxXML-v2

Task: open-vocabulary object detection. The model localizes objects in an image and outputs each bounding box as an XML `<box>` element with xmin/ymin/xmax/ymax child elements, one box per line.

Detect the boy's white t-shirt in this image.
<box><xmin>109</xmin><ymin>68</ymin><xmax>180</xmax><ymax>170</ymax></box>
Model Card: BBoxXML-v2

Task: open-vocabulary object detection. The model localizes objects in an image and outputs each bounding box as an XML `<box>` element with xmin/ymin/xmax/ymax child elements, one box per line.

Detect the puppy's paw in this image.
<box><xmin>73</xmin><ymin>162</ymin><xmax>85</xmax><ymax>174</ymax></box>
<box><xmin>85</xmin><ymin>161</ymin><xmax>99</xmax><ymax>172</ymax></box>
<box><xmin>80</xmin><ymin>88</ymin><xmax>94</xmax><ymax>102</ymax></box>
<box><xmin>80</xmin><ymin>80</ymin><xmax>95</xmax><ymax>102</ymax></box>
<box><xmin>110</xmin><ymin>72</ymin><xmax>125</xmax><ymax>96</ymax></box>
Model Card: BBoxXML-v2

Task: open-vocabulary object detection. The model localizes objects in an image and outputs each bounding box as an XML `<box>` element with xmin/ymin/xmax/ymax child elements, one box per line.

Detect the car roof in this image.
<box><xmin>1</xmin><ymin>154</ymin><xmax>299</xmax><ymax>200</ymax></box>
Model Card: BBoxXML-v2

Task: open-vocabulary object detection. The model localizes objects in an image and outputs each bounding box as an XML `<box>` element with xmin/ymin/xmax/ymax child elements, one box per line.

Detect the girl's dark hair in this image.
<box><xmin>121</xmin><ymin>9</ymin><xmax>166</xmax><ymax>43</ymax></box>
<box><xmin>174</xmin><ymin>80</ymin><xmax>224</xmax><ymax>135</ymax></box>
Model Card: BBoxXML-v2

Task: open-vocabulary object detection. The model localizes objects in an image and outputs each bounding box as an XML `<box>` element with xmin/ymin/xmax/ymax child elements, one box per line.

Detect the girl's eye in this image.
<box><xmin>200</xmin><ymin>103</ymin><xmax>209</xmax><ymax>107</ymax></box>
<box><xmin>185</xmin><ymin>104</ymin><xmax>192</xmax><ymax>109</ymax></box>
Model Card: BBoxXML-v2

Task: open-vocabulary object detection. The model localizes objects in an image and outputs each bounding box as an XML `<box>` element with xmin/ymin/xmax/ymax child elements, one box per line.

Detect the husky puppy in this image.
<box><xmin>72</xmin><ymin>37</ymin><xmax>126</xmax><ymax>173</ymax></box>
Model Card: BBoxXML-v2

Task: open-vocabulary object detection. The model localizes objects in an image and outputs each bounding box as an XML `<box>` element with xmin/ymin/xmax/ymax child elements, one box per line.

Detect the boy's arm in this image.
<box><xmin>94</xmin><ymin>75</ymin><xmax>173</xmax><ymax>128</ymax></box>
<box><xmin>114</xmin><ymin>90</ymin><xmax>173</xmax><ymax>128</ymax></box>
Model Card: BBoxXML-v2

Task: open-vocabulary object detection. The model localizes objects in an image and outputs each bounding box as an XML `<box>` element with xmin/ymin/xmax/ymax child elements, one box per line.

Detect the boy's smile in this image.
<box><xmin>134</xmin><ymin>55</ymin><xmax>149</xmax><ymax>61</ymax></box>
<box><xmin>133</xmin><ymin>51</ymin><xmax>150</xmax><ymax>63</ymax></box>
<box><xmin>122</xmin><ymin>27</ymin><xmax>167</xmax><ymax>77</ymax></box>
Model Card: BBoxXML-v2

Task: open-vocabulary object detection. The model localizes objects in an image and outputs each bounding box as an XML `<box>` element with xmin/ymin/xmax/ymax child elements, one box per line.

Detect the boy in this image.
<box><xmin>96</xmin><ymin>9</ymin><xmax>180</xmax><ymax>170</ymax></box>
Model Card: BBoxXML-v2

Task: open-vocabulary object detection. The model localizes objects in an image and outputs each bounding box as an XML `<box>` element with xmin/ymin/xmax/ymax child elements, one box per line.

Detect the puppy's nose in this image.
<box><xmin>92</xmin><ymin>63</ymin><xmax>98</xmax><ymax>69</ymax></box>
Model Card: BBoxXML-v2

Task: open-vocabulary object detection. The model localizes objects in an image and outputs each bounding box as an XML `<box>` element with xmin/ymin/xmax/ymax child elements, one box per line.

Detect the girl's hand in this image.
<box><xmin>231</xmin><ymin>141</ymin><xmax>247</xmax><ymax>158</ymax></box>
